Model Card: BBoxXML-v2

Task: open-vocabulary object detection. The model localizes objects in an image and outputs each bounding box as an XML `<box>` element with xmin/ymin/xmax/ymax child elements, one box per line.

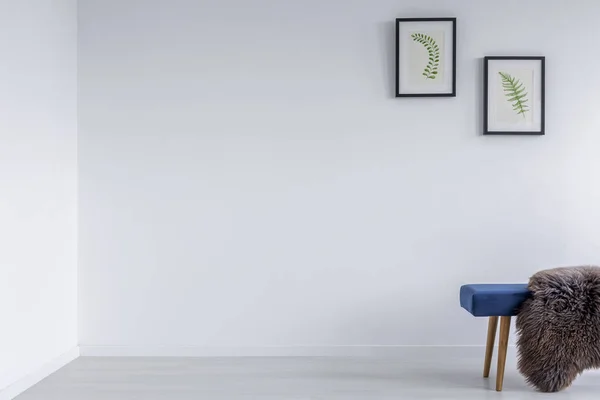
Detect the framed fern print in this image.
<box><xmin>395</xmin><ymin>18</ymin><xmax>456</xmax><ymax>97</ymax></box>
<box><xmin>484</xmin><ymin>57</ymin><xmax>545</xmax><ymax>135</ymax></box>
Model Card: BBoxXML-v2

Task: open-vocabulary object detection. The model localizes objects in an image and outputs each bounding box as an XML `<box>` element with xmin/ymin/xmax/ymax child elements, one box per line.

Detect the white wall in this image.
<box><xmin>78</xmin><ymin>0</ymin><xmax>600</xmax><ymax>349</ymax></box>
<box><xmin>0</xmin><ymin>0</ymin><xmax>78</xmax><ymax>390</ymax></box>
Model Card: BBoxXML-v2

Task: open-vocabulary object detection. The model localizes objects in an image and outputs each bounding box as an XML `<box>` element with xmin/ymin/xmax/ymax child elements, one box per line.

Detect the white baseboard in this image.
<box><xmin>0</xmin><ymin>347</ymin><xmax>79</xmax><ymax>400</ymax></box>
<box><xmin>79</xmin><ymin>345</ymin><xmax>507</xmax><ymax>358</ymax></box>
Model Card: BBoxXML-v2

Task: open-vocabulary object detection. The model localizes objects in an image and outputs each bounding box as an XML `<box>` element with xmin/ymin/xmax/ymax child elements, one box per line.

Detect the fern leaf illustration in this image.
<box><xmin>410</xmin><ymin>33</ymin><xmax>440</xmax><ymax>80</ymax></box>
<box><xmin>498</xmin><ymin>72</ymin><xmax>529</xmax><ymax>118</ymax></box>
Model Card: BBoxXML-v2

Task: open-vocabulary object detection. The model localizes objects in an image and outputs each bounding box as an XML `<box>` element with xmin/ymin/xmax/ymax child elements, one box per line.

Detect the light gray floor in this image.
<box><xmin>14</xmin><ymin>349</ymin><xmax>600</xmax><ymax>399</ymax></box>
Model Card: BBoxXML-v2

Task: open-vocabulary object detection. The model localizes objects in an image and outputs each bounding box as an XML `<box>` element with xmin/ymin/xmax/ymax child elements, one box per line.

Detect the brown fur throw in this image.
<box><xmin>516</xmin><ymin>266</ymin><xmax>600</xmax><ymax>392</ymax></box>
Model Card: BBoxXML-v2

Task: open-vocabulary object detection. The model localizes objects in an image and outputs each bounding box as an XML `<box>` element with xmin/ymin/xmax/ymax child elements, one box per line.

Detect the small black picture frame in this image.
<box><xmin>483</xmin><ymin>56</ymin><xmax>545</xmax><ymax>135</ymax></box>
<box><xmin>395</xmin><ymin>17</ymin><xmax>457</xmax><ymax>97</ymax></box>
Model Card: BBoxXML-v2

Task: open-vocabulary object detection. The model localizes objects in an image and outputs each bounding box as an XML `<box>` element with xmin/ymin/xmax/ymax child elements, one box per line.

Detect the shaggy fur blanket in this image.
<box><xmin>516</xmin><ymin>266</ymin><xmax>600</xmax><ymax>392</ymax></box>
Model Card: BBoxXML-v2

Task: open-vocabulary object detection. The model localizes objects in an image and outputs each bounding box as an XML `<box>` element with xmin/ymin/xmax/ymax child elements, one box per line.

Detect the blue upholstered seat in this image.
<box><xmin>460</xmin><ymin>284</ymin><xmax>531</xmax><ymax>317</ymax></box>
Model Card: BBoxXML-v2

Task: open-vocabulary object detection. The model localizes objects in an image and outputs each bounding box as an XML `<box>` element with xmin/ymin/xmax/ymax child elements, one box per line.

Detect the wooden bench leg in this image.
<box><xmin>496</xmin><ymin>316</ymin><xmax>511</xmax><ymax>391</ymax></box>
<box><xmin>483</xmin><ymin>316</ymin><xmax>498</xmax><ymax>378</ymax></box>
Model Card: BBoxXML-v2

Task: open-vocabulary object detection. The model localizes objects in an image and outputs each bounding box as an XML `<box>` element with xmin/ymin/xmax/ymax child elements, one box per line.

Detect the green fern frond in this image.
<box><xmin>498</xmin><ymin>72</ymin><xmax>529</xmax><ymax>118</ymax></box>
<box><xmin>411</xmin><ymin>33</ymin><xmax>440</xmax><ymax>80</ymax></box>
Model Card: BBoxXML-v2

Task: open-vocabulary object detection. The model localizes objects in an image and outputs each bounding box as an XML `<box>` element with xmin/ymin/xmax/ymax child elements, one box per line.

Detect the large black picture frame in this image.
<box><xmin>395</xmin><ymin>17</ymin><xmax>457</xmax><ymax>97</ymax></box>
<box><xmin>483</xmin><ymin>56</ymin><xmax>545</xmax><ymax>135</ymax></box>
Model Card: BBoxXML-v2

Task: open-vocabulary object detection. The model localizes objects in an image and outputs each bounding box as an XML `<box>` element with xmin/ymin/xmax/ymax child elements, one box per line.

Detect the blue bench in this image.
<box><xmin>460</xmin><ymin>284</ymin><xmax>531</xmax><ymax>391</ymax></box>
